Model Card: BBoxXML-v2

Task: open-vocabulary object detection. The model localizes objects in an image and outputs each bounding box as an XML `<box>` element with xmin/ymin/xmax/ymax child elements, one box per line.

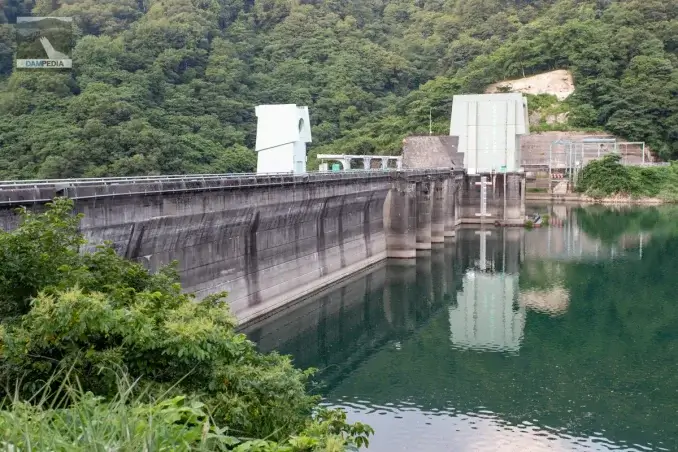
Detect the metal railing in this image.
<box><xmin>0</xmin><ymin>168</ymin><xmax>456</xmax><ymax>205</ymax></box>
<box><xmin>521</xmin><ymin>159</ymin><xmax>669</xmax><ymax>169</ymax></box>
<box><xmin>0</xmin><ymin>168</ymin><xmax>454</xmax><ymax>189</ymax></box>
<box><xmin>630</xmin><ymin>162</ymin><xmax>671</xmax><ymax>167</ymax></box>
<box><xmin>0</xmin><ymin>172</ymin><xmax>297</xmax><ymax>188</ymax></box>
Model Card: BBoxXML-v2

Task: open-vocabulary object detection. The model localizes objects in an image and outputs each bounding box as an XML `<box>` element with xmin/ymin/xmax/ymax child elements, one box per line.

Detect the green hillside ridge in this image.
<box><xmin>0</xmin><ymin>0</ymin><xmax>676</xmax><ymax>178</ymax></box>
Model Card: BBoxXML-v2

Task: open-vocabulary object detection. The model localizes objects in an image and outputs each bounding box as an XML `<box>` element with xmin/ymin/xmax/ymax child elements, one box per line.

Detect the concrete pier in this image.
<box><xmin>415</xmin><ymin>181</ymin><xmax>433</xmax><ymax>250</ymax></box>
<box><xmin>431</xmin><ymin>179</ymin><xmax>446</xmax><ymax>243</ymax></box>
<box><xmin>384</xmin><ymin>179</ymin><xmax>418</xmax><ymax>259</ymax></box>
<box><xmin>457</xmin><ymin>172</ymin><xmax>526</xmax><ymax>226</ymax></box>
<box><xmin>444</xmin><ymin>176</ymin><xmax>459</xmax><ymax>238</ymax></box>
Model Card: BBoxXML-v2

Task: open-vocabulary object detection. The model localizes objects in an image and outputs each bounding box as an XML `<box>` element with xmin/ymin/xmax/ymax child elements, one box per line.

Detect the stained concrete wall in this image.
<box><xmin>384</xmin><ymin>178</ymin><xmax>418</xmax><ymax>258</ymax></box>
<box><xmin>0</xmin><ymin>171</ymin><xmax>456</xmax><ymax>324</ymax></box>
<box><xmin>456</xmin><ymin>172</ymin><xmax>526</xmax><ymax>226</ymax></box>
<box><xmin>384</xmin><ymin>172</ymin><xmax>464</xmax><ymax>258</ymax></box>
<box><xmin>402</xmin><ymin>135</ymin><xmax>464</xmax><ymax>169</ymax></box>
<box><xmin>244</xmin><ymin>246</ymin><xmax>463</xmax><ymax>373</ymax></box>
<box><xmin>415</xmin><ymin>181</ymin><xmax>433</xmax><ymax>250</ymax></box>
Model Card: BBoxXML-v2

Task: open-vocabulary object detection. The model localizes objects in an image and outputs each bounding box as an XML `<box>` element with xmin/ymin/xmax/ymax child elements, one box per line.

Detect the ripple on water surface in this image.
<box><xmin>247</xmin><ymin>206</ymin><xmax>678</xmax><ymax>452</ymax></box>
<box><xmin>325</xmin><ymin>398</ymin><xmax>669</xmax><ymax>452</ymax></box>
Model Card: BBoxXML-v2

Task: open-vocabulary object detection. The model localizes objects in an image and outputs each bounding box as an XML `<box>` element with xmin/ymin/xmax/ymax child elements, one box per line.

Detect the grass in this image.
<box><xmin>0</xmin><ymin>369</ymin><xmax>238</xmax><ymax>452</ymax></box>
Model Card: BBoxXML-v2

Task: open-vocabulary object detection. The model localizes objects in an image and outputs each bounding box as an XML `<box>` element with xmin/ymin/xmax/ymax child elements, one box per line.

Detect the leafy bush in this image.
<box><xmin>576</xmin><ymin>154</ymin><xmax>634</xmax><ymax>196</ymax></box>
<box><xmin>0</xmin><ymin>200</ymin><xmax>83</xmax><ymax>320</ymax></box>
<box><xmin>576</xmin><ymin>155</ymin><xmax>678</xmax><ymax>200</ymax></box>
<box><xmin>0</xmin><ymin>199</ymin><xmax>373</xmax><ymax>449</ymax></box>
<box><xmin>0</xmin><ymin>371</ymin><xmax>372</xmax><ymax>452</ymax></box>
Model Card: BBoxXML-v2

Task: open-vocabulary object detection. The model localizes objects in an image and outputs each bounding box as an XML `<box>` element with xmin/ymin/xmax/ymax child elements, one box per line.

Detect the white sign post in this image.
<box><xmin>475</xmin><ymin>176</ymin><xmax>493</xmax><ymax>220</ymax></box>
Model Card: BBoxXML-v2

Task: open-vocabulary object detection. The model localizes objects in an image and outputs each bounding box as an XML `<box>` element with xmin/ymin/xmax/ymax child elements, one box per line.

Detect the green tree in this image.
<box><xmin>0</xmin><ymin>198</ymin><xmax>373</xmax><ymax>449</ymax></box>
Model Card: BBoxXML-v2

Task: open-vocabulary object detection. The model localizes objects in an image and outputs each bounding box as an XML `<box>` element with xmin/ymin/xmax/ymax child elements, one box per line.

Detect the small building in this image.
<box><xmin>450</xmin><ymin>93</ymin><xmax>529</xmax><ymax>174</ymax></box>
<box><xmin>255</xmin><ymin>104</ymin><xmax>312</xmax><ymax>174</ymax></box>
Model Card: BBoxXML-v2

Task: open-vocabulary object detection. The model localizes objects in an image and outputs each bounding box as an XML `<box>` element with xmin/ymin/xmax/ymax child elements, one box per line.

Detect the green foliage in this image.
<box><xmin>0</xmin><ymin>200</ymin><xmax>84</xmax><ymax>319</ymax></box>
<box><xmin>0</xmin><ymin>0</ymin><xmax>677</xmax><ymax>177</ymax></box>
<box><xmin>525</xmin><ymin>94</ymin><xmax>559</xmax><ymax>111</ymax></box>
<box><xmin>0</xmin><ymin>372</ymin><xmax>241</xmax><ymax>451</ymax></box>
<box><xmin>0</xmin><ymin>372</ymin><xmax>373</xmax><ymax>451</ymax></box>
<box><xmin>577</xmin><ymin>154</ymin><xmax>678</xmax><ymax>199</ymax></box>
<box><xmin>0</xmin><ymin>199</ymin><xmax>373</xmax><ymax>450</ymax></box>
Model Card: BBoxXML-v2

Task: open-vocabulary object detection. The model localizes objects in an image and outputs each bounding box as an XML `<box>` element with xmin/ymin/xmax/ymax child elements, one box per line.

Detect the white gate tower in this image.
<box><xmin>450</xmin><ymin>93</ymin><xmax>529</xmax><ymax>174</ymax></box>
<box><xmin>255</xmin><ymin>104</ymin><xmax>312</xmax><ymax>174</ymax></box>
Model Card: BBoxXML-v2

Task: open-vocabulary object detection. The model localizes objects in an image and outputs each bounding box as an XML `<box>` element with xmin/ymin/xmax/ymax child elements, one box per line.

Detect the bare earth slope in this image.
<box><xmin>486</xmin><ymin>69</ymin><xmax>575</xmax><ymax>100</ymax></box>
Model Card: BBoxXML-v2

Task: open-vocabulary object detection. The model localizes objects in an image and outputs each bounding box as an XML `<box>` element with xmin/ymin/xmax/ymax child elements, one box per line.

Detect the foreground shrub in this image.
<box><xmin>0</xmin><ymin>199</ymin><xmax>373</xmax><ymax>449</ymax></box>
<box><xmin>0</xmin><ymin>372</ymin><xmax>372</xmax><ymax>451</ymax></box>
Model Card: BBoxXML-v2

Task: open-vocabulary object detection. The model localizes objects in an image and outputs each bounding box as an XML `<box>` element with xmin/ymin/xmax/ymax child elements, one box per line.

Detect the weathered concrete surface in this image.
<box><xmin>0</xmin><ymin>171</ymin><xmax>454</xmax><ymax>324</ymax></box>
<box><xmin>456</xmin><ymin>172</ymin><xmax>526</xmax><ymax>226</ymax></box>
<box><xmin>402</xmin><ymin>136</ymin><xmax>463</xmax><ymax>169</ymax></box>
<box><xmin>415</xmin><ymin>181</ymin><xmax>433</xmax><ymax>250</ymax></box>
<box><xmin>431</xmin><ymin>179</ymin><xmax>446</xmax><ymax>243</ymax></box>
<box><xmin>384</xmin><ymin>179</ymin><xmax>418</xmax><ymax>259</ymax></box>
<box><xmin>444</xmin><ymin>176</ymin><xmax>459</xmax><ymax>237</ymax></box>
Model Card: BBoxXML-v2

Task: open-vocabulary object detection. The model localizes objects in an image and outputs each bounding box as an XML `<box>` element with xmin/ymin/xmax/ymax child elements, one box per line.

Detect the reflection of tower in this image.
<box><xmin>449</xmin><ymin>227</ymin><xmax>525</xmax><ymax>352</ymax></box>
<box><xmin>475</xmin><ymin>230</ymin><xmax>492</xmax><ymax>271</ymax></box>
<box><xmin>449</xmin><ymin>272</ymin><xmax>525</xmax><ymax>352</ymax></box>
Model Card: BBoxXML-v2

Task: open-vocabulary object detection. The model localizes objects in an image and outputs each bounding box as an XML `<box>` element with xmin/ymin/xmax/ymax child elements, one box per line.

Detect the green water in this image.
<box><xmin>245</xmin><ymin>205</ymin><xmax>678</xmax><ymax>451</ymax></box>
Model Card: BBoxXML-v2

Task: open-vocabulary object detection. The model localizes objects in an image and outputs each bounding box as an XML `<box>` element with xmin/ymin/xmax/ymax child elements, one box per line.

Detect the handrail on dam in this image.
<box><xmin>0</xmin><ymin>168</ymin><xmax>456</xmax><ymax>206</ymax></box>
<box><xmin>0</xmin><ymin>169</ymin><xmax>452</xmax><ymax>188</ymax></box>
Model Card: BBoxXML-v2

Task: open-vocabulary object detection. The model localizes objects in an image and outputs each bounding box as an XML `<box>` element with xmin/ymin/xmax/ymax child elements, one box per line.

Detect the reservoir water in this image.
<box><xmin>244</xmin><ymin>205</ymin><xmax>678</xmax><ymax>452</ymax></box>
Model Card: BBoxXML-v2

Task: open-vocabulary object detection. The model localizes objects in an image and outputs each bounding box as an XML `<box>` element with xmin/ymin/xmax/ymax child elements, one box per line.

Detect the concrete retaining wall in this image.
<box><xmin>0</xmin><ymin>171</ymin><xmax>459</xmax><ymax>324</ymax></box>
<box><xmin>0</xmin><ymin>169</ymin><xmax>527</xmax><ymax>324</ymax></box>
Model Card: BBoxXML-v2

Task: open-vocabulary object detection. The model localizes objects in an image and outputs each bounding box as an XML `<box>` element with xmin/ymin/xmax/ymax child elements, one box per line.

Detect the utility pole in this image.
<box><xmin>429</xmin><ymin>108</ymin><xmax>432</xmax><ymax>135</ymax></box>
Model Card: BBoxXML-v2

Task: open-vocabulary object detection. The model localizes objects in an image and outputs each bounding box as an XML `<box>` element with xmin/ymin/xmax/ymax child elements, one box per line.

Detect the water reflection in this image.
<box><xmin>450</xmin><ymin>272</ymin><xmax>524</xmax><ymax>353</ymax></box>
<box><xmin>525</xmin><ymin>204</ymin><xmax>647</xmax><ymax>261</ymax></box>
<box><xmin>244</xmin><ymin>205</ymin><xmax>678</xmax><ymax>452</ymax></box>
<box><xmin>328</xmin><ymin>400</ymin><xmax>663</xmax><ymax>452</ymax></box>
<box><xmin>449</xmin><ymin>228</ymin><xmax>525</xmax><ymax>353</ymax></box>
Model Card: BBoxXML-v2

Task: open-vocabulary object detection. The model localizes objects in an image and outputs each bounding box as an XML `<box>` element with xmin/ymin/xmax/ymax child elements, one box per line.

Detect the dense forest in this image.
<box><xmin>0</xmin><ymin>0</ymin><xmax>676</xmax><ymax>178</ymax></box>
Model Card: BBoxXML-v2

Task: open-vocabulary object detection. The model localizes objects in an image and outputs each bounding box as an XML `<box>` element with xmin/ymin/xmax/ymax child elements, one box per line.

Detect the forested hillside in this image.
<box><xmin>0</xmin><ymin>0</ymin><xmax>676</xmax><ymax>178</ymax></box>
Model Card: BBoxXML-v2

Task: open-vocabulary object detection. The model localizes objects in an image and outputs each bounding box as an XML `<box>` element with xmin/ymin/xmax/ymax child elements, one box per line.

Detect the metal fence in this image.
<box><xmin>0</xmin><ymin>168</ymin><xmax>458</xmax><ymax>205</ymax></box>
<box><xmin>0</xmin><ymin>169</ymin><xmax>456</xmax><ymax>189</ymax></box>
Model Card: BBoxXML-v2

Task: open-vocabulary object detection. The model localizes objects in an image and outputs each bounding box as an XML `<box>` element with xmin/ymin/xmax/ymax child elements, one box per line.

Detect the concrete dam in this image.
<box><xmin>0</xmin><ymin>169</ymin><xmax>525</xmax><ymax>325</ymax></box>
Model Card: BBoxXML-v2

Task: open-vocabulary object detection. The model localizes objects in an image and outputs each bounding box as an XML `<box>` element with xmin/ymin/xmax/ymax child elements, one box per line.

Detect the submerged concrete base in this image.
<box><xmin>237</xmin><ymin>251</ymin><xmax>387</xmax><ymax>325</ymax></box>
<box><xmin>388</xmin><ymin>249</ymin><xmax>418</xmax><ymax>259</ymax></box>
